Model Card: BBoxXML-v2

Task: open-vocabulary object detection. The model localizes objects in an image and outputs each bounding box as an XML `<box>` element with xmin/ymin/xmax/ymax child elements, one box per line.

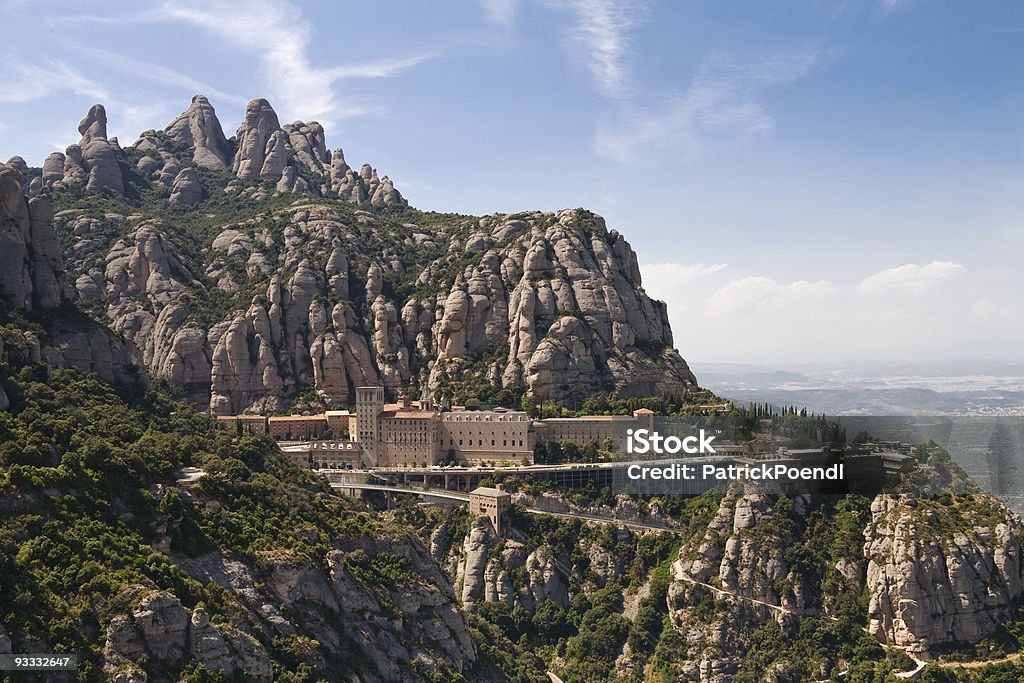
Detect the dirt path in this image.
<box><xmin>937</xmin><ymin>651</ymin><xmax>1023</xmax><ymax>670</ymax></box>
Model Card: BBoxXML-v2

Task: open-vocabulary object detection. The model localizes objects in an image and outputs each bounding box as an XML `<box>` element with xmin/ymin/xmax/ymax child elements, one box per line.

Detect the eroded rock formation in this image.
<box><xmin>13</xmin><ymin>96</ymin><xmax>693</xmax><ymax>412</ymax></box>
<box><xmin>0</xmin><ymin>162</ymin><xmax>143</xmax><ymax>396</ymax></box>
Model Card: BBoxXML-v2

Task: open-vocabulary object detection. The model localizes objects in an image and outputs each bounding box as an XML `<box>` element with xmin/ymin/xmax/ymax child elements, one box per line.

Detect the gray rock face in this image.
<box><xmin>259</xmin><ymin>129</ymin><xmax>289</xmax><ymax>181</ymax></box>
<box><xmin>448</xmin><ymin>516</ymin><xmax>585</xmax><ymax>615</ymax></box>
<box><xmin>131</xmin><ymin>592</ymin><xmax>190</xmax><ymax>662</ymax></box>
<box><xmin>370</xmin><ymin>175</ymin><xmax>406</xmax><ymax>207</ymax></box>
<box><xmin>5</xmin><ymin>156</ymin><xmax>29</xmax><ymax>191</ymax></box>
<box><xmin>232</xmin><ymin>98</ymin><xmax>281</xmax><ymax>178</ymax></box>
<box><xmin>175</xmin><ymin>535</ymin><xmax>476</xmax><ymax>682</ymax></box>
<box><xmin>19</xmin><ymin>97</ymin><xmax>688</xmax><ymax>410</ymax></box>
<box><xmin>168</xmin><ymin>168</ymin><xmax>203</xmax><ymax>206</ymax></box>
<box><xmin>0</xmin><ymin>166</ymin><xmax>34</xmax><ymax>309</ymax></box>
<box><xmin>660</xmin><ymin>493</ymin><xmax>840</xmax><ymax>681</ymax></box>
<box><xmin>284</xmin><ymin>120</ymin><xmax>329</xmax><ymax>171</ymax></box>
<box><xmin>77</xmin><ymin>104</ymin><xmax>124</xmax><ymax>194</ymax></box>
<box><xmin>103</xmin><ymin>590</ymin><xmax>272</xmax><ymax>682</ymax></box>
<box><xmin>62</xmin><ymin>144</ymin><xmax>87</xmax><ymax>186</ymax></box>
<box><xmin>44</xmin><ymin>96</ymin><xmax>410</xmax><ymax>203</ymax></box>
<box><xmin>0</xmin><ymin>166</ymin><xmax>72</xmax><ymax>310</ymax></box>
<box><xmin>0</xmin><ymin>164</ymin><xmax>144</xmax><ymax>392</ymax></box>
<box><xmin>657</xmin><ymin>490</ymin><xmax>1024</xmax><ymax>678</ymax></box>
<box><xmin>188</xmin><ymin>608</ymin><xmax>233</xmax><ymax>675</ymax></box>
<box><xmin>164</xmin><ymin>94</ymin><xmax>231</xmax><ymax>170</ymax></box>
<box><xmin>41</xmin><ymin>152</ymin><xmax>65</xmax><ymax>186</ymax></box>
<box><xmin>865</xmin><ymin>493</ymin><xmax>1024</xmax><ymax>655</ymax></box>
<box><xmin>60</xmin><ymin>200</ymin><xmax>692</xmax><ymax>412</ymax></box>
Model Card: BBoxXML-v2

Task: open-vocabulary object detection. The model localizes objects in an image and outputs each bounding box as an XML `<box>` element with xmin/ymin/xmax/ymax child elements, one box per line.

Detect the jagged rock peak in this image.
<box><xmin>0</xmin><ymin>163</ymin><xmax>59</xmax><ymax>309</ymax></box>
<box><xmin>283</xmin><ymin>120</ymin><xmax>330</xmax><ymax>170</ymax></box>
<box><xmin>232</xmin><ymin>98</ymin><xmax>282</xmax><ymax>178</ymax></box>
<box><xmin>78</xmin><ymin>104</ymin><xmax>108</xmax><ymax>141</ymax></box>
<box><xmin>164</xmin><ymin>94</ymin><xmax>231</xmax><ymax>171</ymax></box>
<box><xmin>70</xmin><ymin>103</ymin><xmax>125</xmax><ymax>194</ymax></box>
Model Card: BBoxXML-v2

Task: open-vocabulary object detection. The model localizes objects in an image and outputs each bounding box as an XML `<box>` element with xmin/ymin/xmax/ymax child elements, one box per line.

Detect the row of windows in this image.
<box><xmin>449</xmin><ymin>439</ymin><xmax>525</xmax><ymax>448</ymax></box>
<box><xmin>443</xmin><ymin>415</ymin><xmax>528</xmax><ymax>422</ymax></box>
<box><xmin>382</xmin><ymin>434</ymin><xmax>434</xmax><ymax>444</ymax></box>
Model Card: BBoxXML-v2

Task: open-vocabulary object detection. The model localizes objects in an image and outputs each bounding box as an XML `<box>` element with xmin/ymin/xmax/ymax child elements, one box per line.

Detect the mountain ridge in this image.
<box><xmin>5</xmin><ymin>94</ymin><xmax>697</xmax><ymax>414</ymax></box>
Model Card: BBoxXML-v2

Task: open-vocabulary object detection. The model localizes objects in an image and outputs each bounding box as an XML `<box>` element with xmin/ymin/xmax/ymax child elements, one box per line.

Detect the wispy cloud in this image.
<box><xmin>0</xmin><ymin>59</ymin><xmax>109</xmax><ymax>104</ymax></box>
<box><xmin>148</xmin><ymin>0</ymin><xmax>434</xmax><ymax>128</ymax></box>
<box><xmin>543</xmin><ymin>0</ymin><xmax>825</xmax><ymax>162</ymax></box>
<box><xmin>595</xmin><ymin>44</ymin><xmax>824</xmax><ymax>162</ymax></box>
<box><xmin>481</xmin><ymin>0</ymin><xmax>518</xmax><ymax>28</ymax></box>
<box><xmin>642</xmin><ymin>262</ymin><xmax>728</xmax><ymax>283</ymax></box>
<box><xmin>0</xmin><ymin>57</ymin><xmax>174</xmax><ymax>154</ymax></box>
<box><xmin>71</xmin><ymin>45</ymin><xmax>246</xmax><ymax>106</ymax></box>
<box><xmin>556</xmin><ymin>0</ymin><xmax>645</xmax><ymax>101</ymax></box>
<box><xmin>877</xmin><ymin>0</ymin><xmax>921</xmax><ymax>16</ymax></box>
<box><xmin>326</xmin><ymin>55</ymin><xmax>436</xmax><ymax>80</ymax></box>
<box><xmin>710</xmin><ymin>275</ymin><xmax>836</xmax><ymax>313</ymax></box>
<box><xmin>858</xmin><ymin>261</ymin><xmax>965</xmax><ymax>294</ymax></box>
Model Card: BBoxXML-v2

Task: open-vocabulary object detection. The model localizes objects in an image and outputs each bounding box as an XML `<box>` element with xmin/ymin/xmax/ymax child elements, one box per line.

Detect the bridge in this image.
<box><xmin>317</xmin><ymin>454</ymin><xmax>757</xmax><ymax>498</ymax></box>
<box><xmin>330</xmin><ymin>482</ymin><xmax>675</xmax><ymax>532</ymax></box>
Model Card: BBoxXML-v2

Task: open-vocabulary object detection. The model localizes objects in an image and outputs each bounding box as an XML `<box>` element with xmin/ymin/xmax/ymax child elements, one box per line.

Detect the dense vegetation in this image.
<box><xmin>0</xmin><ymin>364</ymin><xmax>470</xmax><ymax>682</ymax></box>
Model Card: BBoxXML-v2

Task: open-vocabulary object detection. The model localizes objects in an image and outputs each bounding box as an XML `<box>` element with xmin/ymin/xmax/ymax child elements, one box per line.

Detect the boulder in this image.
<box><xmin>168</xmin><ymin>168</ymin><xmax>203</xmax><ymax>206</ymax></box>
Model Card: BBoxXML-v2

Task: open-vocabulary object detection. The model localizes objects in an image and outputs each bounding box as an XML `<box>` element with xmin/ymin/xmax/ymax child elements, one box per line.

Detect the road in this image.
<box><xmin>330</xmin><ymin>482</ymin><xmax>676</xmax><ymax>532</ymax></box>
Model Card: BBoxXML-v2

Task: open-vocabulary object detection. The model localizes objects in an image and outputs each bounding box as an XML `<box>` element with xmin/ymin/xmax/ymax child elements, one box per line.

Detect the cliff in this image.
<box><xmin>0</xmin><ymin>161</ymin><xmax>144</xmax><ymax>407</ymax></box>
<box><xmin>9</xmin><ymin>95</ymin><xmax>696</xmax><ymax>413</ymax></box>
<box><xmin>864</xmin><ymin>493</ymin><xmax>1024</xmax><ymax>656</ymax></box>
<box><xmin>662</xmin><ymin>487</ymin><xmax>1024</xmax><ymax>680</ymax></box>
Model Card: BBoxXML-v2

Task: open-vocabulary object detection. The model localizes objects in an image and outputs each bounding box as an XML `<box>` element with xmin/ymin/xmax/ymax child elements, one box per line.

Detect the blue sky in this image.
<box><xmin>1</xmin><ymin>0</ymin><xmax>1023</xmax><ymax>366</ymax></box>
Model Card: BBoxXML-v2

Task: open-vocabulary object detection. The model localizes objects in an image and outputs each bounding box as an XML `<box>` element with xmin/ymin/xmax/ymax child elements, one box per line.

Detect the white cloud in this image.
<box><xmin>0</xmin><ymin>59</ymin><xmax>109</xmax><ymax>104</ymax></box>
<box><xmin>639</xmin><ymin>258</ymin><xmax>1020</xmax><ymax>364</ymax></box>
<box><xmin>642</xmin><ymin>262</ymin><xmax>727</xmax><ymax>284</ymax></box>
<box><xmin>0</xmin><ymin>58</ymin><xmax>172</xmax><ymax>154</ymax></box>
<box><xmin>594</xmin><ymin>45</ymin><xmax>824</xmax><ymax>162</ymax></box>
<box><xmin>72</xmin><ymin>46</ymin><xmax>245</xmax><ymax>106</ymax></box>
<box><xmin>481</xmin><ymin>0</ymin><xmax>518</xmax><ymax>28</ymax></box>
<box><xmin>554</xmin><ymin>0</ymin><xmax>645</xmax><ymax>101</ymax></box>
<box><xmin>149</xmin><ymin>0</ymin><xmax>433</xmax><ymax>128</ymax></box>
<box><xmin>540</xmin><ymin>0</ymin><xmax>823</xmax><ymax>163</ymax></box>
<box><xmin>326</xmin><ymin>55</ymin><xmax>436</xmax><ymax>81</ymax></box>
<box><xmin>709</xmin><ymin>276</ymin><xmax>836</xmax><ymax>313</ymax></box>
<box><xmin>878</xmin><ymin>0</ymin><xmax>921</xmax><ymax>16</ymax></box>
<box><xmin>858</xmin><ymin>261</ymin><xmax>965</xmax><ymax>295</ymax></box>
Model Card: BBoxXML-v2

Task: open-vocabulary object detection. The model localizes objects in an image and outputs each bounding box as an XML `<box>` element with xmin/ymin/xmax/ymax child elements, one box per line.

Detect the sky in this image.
<box><xmin>1</xmin><ymin>0</ymin><xmax>1022</xmax><ymax>368</ymax></box>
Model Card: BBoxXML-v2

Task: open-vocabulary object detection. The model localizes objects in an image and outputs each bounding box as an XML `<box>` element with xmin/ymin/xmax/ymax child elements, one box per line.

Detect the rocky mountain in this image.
<box><xmin>7</xmin><ymin>95</ymin><xmax>696</xmax><ymax>414</ymax></box>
